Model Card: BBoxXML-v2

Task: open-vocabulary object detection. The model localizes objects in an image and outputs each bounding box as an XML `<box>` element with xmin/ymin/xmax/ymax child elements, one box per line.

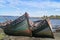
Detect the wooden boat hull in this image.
<box><xmin>1</xmin><ymin>13</ymin><xmax>54</xmax><ymax>38</ymax></box>
<box><xmin>4</xmin><ymin>13</ymin><xmax>32</xmax><ymax>36</ymax></box>
<box><xmin>32</xmin><ymin>19</ymin><xmax>54</xmax><ymax>38</ymax></box>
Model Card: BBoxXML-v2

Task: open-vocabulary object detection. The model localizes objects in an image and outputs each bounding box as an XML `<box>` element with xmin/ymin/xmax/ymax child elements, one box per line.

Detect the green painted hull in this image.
<box><xmin>2</xmin><ymin>13</ymin><xmax>54</xmax><ymax>38</ymax></box>
<box><xmin>4</xmin><ymin>13</ymin><xmax>32</xmax><ymax>36</ymax></box>
<box><xmin>32</xmin><ymin>20</ymin><xmax>54</xmax><ymax>38</ymax></box>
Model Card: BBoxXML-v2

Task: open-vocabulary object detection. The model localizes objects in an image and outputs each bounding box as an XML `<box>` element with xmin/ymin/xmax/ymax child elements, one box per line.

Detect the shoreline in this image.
<box><xmin>0</xmin><ymin>28</ymin><xmax>60</xmax><ymax>40</ymax></box>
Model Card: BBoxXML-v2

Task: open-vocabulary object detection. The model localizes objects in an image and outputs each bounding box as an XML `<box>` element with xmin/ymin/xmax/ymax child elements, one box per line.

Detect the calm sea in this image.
<box><xmin>0</xmin><ymin>16</ymin><xmax>60</xmax><ymax>32</ymax></box>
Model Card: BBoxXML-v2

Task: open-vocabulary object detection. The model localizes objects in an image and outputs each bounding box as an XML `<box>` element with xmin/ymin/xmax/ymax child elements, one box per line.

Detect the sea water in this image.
<box><xmin>0</xmin><ymin>16</ymin><xmax>60</xmax><ymax>32</ymax></box>
<box><xmin>0</xmin><ymin>16</ymin><xmax>60</xmax><ymax>40</ymax></box>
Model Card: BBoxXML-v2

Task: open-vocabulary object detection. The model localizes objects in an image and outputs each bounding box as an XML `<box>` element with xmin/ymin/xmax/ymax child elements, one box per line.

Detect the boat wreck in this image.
<box><xmin>3</xmin><ymin>12</ymin><xmax>32</xmax><ymax>36</ymax></box>
<box><xmin>0</xmin><ymin>12</ymin><xmax>54</xmax><ymax>38</ymax></box>
<box><xmin>32</xmin><ymin>19</ymin><xmax>54</xmax><ymax>38</ymax></box>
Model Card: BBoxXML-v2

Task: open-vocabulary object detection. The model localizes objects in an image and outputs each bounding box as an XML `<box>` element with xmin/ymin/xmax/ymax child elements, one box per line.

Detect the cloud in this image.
<box><xmin>1</xmin><ymin>0</ymin><xmax>60</xmax><ymax>9</ymax></box>
<box><xmin>1</xmin><ymin>0</ymin><xmax>60</xmax><ymax>10</ymax></box>
<box><xmin>0</xmin><ymin>0</ymin><xmax>60</xmax><ymax>16</ymax></box>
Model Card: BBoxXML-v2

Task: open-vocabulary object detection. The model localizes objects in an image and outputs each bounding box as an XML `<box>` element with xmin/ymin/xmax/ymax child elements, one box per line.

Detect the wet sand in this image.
<box><xmin>0</xmin><ymin>28</ymin><xmax>60</xmax><ymax>40</ymax></box>
<box><xmin>39</xmin><ymin>32</ymin><xmax>60</xmax><ymax>40</ymax></box>
<box><xmin>2</xmin><ymin>32</ymin><xmax>60</xmax><ymax>40</ymax></box>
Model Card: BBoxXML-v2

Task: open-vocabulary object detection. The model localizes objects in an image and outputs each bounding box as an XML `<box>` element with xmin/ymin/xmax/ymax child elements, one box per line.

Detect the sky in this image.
<box><xmin>0</xmin><ymin>0</ymin><xmax>60</xmax><ymax>17</ymax></box>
